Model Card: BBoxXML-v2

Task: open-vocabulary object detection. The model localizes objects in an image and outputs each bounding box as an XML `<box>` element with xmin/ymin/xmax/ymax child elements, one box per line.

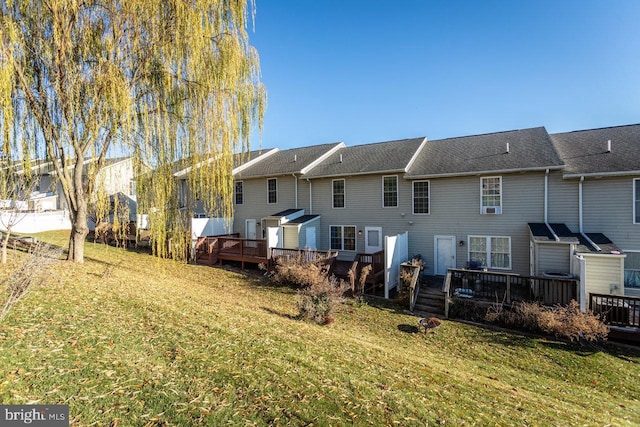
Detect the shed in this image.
<box><xmin>281</xmin><ymin>215</ymin><xmax>321</xmax><ymax>250</ymax></box>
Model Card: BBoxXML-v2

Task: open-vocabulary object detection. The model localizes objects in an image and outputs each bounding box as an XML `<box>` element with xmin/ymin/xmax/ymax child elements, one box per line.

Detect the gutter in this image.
<box><xmin>578</xmin><ymin>176</ymin><xmax>602</xmax><ymax>251</ymax></box>
<box><xmin>306</xmin><ymin>178</ymin><xmax>312</xmax><ymax>214</ymax></box>
<box><xmin>404</xmin><ymin>165</ymin><xmax>564</xmax><ymax>180</ymax></box>
<box><xmin>292</xmin><ymin>173</ymin><xmax>298</xmax><ymax>209</ymax></box>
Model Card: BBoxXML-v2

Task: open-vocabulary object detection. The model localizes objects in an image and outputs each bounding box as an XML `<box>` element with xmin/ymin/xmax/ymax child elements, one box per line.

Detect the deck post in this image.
<box><xmin>506</xmin><ymin>276</ymin><xmax>511</xmax><ymax>304</ymax></box>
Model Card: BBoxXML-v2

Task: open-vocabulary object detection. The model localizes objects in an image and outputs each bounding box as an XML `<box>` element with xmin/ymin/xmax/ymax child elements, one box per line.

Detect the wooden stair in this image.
<box><xmin>412</xmin><ymin>279</ymin><xmax>446</xmax><ymax>317</ymax></box>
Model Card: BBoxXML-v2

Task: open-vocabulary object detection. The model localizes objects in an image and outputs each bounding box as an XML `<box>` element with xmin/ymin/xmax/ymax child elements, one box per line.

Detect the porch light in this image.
<box><xmin>459</xmin><ymin>240</ymin><xmax>465</xmax><ymax>246</ymax></box>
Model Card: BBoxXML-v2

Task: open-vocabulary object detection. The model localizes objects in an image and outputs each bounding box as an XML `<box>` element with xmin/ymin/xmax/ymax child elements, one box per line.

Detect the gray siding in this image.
<box><xmin>233</xmin><ymin>175</ymin><xmax>298</xmax><ymax>237</ymax></box>
<box><xmin>536</xmin><ymin>243</ymin><xmax>571</xmax><ymax>275</ymax></box>
<box><xmin>582</xmin><ymin>176</ymin><xmax>640</xmax><ymax>251</ymax></box>
<box><xmin>547</xmin><ymin>170</ymin><xmax>579</xmax><ymax>230</ymax></box>
<box><xmin>406</xmin><ymin>172</ymin><xmax>546</xmax><ymax>275</ymax></box>
<box><xmin>308</xmin><ymin>171</ymin><xmax>545</xmax><ymax>274</ymax></box>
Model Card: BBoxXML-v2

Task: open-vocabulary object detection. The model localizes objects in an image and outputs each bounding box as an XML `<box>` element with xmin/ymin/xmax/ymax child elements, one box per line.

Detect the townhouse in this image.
<box><xmin>230</xmin><ymin>123</ymin><xmax>640</xmax><ymax>299</ymax></box>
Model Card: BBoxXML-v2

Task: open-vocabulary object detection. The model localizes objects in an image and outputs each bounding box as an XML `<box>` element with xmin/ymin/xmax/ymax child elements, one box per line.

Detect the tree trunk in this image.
<box><xmin>1</xmin><ymin>226</ymin><xmax>11</xmax><ymax>264</ymax></box>
<box><xmin>67</xmin><ymin>201</ymin><xmax>89</xmax><ymax>263</ymax></box>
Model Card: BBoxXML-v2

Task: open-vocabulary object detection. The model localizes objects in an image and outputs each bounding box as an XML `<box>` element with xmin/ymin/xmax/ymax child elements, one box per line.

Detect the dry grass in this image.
<box><xmin>0</xmin><ymin>231</ymin><xmax>639</xmax><ymax>426</ymax></box>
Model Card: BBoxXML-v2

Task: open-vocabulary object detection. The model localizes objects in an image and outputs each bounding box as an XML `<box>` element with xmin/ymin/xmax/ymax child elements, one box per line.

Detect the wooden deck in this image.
<box><xmin>195</xmin><ymin>237</ymin><xmax>385</xmax><ymax>295</ymax></box>
<box><xmin>194</xmin><ymin>235</ymin><xmax>268</xmax><ymax>269</ymax></box>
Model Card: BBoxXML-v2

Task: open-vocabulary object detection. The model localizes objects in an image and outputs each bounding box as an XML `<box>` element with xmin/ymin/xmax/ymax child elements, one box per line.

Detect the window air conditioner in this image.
<box><xmin>482</xmin><ymin>206</ymin><xmax>502</xmax><ymax>215</ymax></box>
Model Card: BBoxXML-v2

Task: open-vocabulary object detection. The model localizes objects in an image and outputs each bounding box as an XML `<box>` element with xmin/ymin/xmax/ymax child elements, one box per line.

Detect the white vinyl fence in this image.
<box><xmin>384</xmin><ymin>231</ymin><xmax>409</xmax><ymax>299</ymax></box>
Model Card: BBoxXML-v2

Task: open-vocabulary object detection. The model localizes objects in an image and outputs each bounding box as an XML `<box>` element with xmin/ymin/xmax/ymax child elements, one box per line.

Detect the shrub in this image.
<box><xmin>485</xmin><ymin>300</ymin><xmax>608</xmax><ymax>343</ymax></box>
<box><xmin>270</xmin><ymin>253</ymin><xmax>347</xmax><ymax>325</ymax></box>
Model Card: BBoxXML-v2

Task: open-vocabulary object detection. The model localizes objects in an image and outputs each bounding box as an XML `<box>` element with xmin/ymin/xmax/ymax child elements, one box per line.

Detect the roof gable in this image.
<box><xmin>234</xmin><ymin>142</ymin><xmax>344</xmax><ymax>178</ymax></box>
<box><xmin>303</xmin><ymin>137</ymin><xmax>427</xmax><ymax>178</ymax></box>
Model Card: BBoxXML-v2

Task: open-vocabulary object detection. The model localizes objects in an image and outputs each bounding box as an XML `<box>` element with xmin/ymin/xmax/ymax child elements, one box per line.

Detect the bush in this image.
<box><xmin>270</xmin><ymin>253</ymin><xmax>347</xmax><ymax>325</ymax></box>
<box><xmin>485</xmin><ymin>300</ymin><xmax>608</xmax><ymax>343</ymax></box>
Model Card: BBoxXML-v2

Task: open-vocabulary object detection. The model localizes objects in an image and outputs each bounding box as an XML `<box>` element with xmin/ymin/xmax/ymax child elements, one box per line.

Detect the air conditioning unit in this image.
<box><xmin>482</xmin><ymin>206</ymin><xmax>502</xmax><ymax>215</ymax></box>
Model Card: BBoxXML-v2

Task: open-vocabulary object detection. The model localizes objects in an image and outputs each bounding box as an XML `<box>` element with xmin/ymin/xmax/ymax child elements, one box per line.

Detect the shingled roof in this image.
<box><xmin>303</xmin><ymin>137</ymin><xmax>427</xmax><ymax>179</ymax></box>
<box><xmin>405</xmin><ymin>127</ymin><xmax>564</xmax><ymax>178</ymax></box>
<box><xmin>234</xmin><ymin>142</ymin><xmax>344</xmax><ymax>179</ymax></box>
<box><xmin>550</xmin><ymin>124</ymin><xmax>640</xmax><ymax>177</ymax></box>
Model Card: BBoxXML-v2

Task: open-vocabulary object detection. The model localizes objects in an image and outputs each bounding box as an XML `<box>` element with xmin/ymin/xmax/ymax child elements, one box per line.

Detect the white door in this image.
<box><xmin>435</xmin><ymin>235</ymin><xmax>456</xmax><ymax>276</ymax></box>
<box><xmin>245</xmin><ymin>219</ymin><xmax>256</xmax><ymax>240</ymax></box>
<box><xmin>306</xmin><ymin>227</ymin><xmax>317</xmax><ymax>250</ymax></box>
<box><xmin>365</xmin><ymin>226</ymin><xmax>383</xmax><ymax>254</ymax></box>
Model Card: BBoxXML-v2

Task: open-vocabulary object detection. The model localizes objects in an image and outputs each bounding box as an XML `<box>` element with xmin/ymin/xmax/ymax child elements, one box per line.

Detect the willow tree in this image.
<box><xmin>0</xmin><ymin>0</ymin><xmax>265</xmax><ymax>262</ymax></box>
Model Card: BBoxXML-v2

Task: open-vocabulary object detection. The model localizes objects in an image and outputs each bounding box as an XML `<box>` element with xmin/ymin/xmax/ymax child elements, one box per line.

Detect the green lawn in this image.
<box><xmin>1</xmin><ymin>231</ymin><xmax>639</xmax><ymax>426</ymax></box>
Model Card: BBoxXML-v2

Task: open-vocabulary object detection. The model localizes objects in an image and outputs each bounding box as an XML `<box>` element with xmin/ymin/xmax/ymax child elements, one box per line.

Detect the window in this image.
<box><xmin>383</xmin><ymin>176</ymin><xmax>398</xmax><ymax>207</ymax></box>
<box><xmin>635</xmin><ymin>179</ymin><xmax>640</xmax><ymax>224</ymax></box>
<box><xmin>625</xmin><ymin>251</ymin><xmax>640</xmax><ymax>288</ymax></box>
<box><xmin>468</xmin><ymin>236</ymin><xmax>511</xmax><ymax>270</ymax></box>
<box><xmin>234</xmin><ymin>181</ymin><xmax>243</xmax><ymax>205</ymax></box>
<box><xmin>330</xmin><ymin>225</ymin><xmax>356</xmax><ymax>251</ymax></box>
<box><xmin>412</xmin><ymin>180</ymin><xmax>430</xmax><ymax>214</ymax></box>
<box><xmin>267</xmin><ymin>178</ymin><xmax>277</xmax><ymax>204</ymax></box>
<box><xmin>129</xmin><ymin>180</ymin><xmax>136</xmax><ymax>197</ymax></box>
<box><xmin>481</xmin><ymin>176</ymin><xmax>502</xmax><ymax>214</ymax></box>
<box><xmin>332</xmin><ymin>179</ymin><xmax>345</xmax><ymax>208</ymax></box>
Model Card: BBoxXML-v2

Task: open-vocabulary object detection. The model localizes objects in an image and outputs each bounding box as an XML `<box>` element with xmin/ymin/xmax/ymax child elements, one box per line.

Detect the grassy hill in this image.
<box><xmin>1</xmin><ymin>231</ymin><xmax>639</xmax><ymax>425</ymax></box>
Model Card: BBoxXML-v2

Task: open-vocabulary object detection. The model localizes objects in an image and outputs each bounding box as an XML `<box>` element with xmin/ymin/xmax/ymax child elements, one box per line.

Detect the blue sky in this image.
<box><xmin>249</xmin><ymin>0</ymin><xmax>640</xmax><ymax>149</ymax></box>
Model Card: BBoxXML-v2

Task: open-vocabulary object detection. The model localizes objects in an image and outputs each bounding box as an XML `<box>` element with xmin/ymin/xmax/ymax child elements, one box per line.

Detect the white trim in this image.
<box><xmin>234</xmin><ymin>181</ymin><xmax>244</xmax><ymax>205</ymax></box>
<box><xmin>563</xmin><ymin>169</ymin><xmax>640</xmax><ymax>179</ymax></box>
<box><xmin>232</xmin><ymin>148</ymin><xmax>279</xmax><ymax>175</ymax></box>
<box><xmin>404</xmin><ymin>137</ymin><xmax>428</xmax><ymax>172</ymax></box>
<box><xmin>329</xmin><ymin>225</ymin><xmax>357</xmax><ymax>252</ymax></box>
<box><xmin>467</xmin><ymin>235</ymin><xmax>512</xmax><ymax>270</ymax></box>
<box><xmin>412</xmin><ymin>180</ymin><xmax>430</xmax><ymax>215</ymax></box>
<box><xmin>300</xmin><ymin>143</ymin><xmax>346</xmax><ymax>175</ymax></box>
<box><xmin>404</xmin><ymin>165</ymin><xmax>563</xmax><ymax>180</ymax></box>
<box><xmin>382</xmin><ymin>175</ymin><xmax>399</xmax><ymax>208</ymax></box>
<box><xmin>480</xmin><ymin>175</ymin><xmax>502</xmax><ymax>214</ymax></box>
<box><xmin>332</xmin><ymin>178</ymin><xmax>346</xmax><ymax>209</ymax></box>
<box><xmin>267</xmin><ymin>178</ymin><xmax>277</xmax><ymax>204</ymax></box>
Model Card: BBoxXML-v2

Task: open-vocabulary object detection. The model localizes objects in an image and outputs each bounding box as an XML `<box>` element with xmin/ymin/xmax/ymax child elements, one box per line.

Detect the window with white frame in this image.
<box><xmin>468</xmin><ymin>236</ymin><xmax>511</xmax><ymax>270</ymax></box>
<box><xmin>481</xmin><ymin>176</ymin><xmax>502</xmax><ymax>214</ymax></box>
<box><xmin>267</xmin><ymin>178</ymin><xmax>277</xmax><ymax>204</ymax></box>
<box><xmin>330</xmin><ymin>225</ymin><xmax>356</xmax><ymax>251</ymax></box>
<box><xmin>332</xmin><ymin>179</ymin><xmax>345</xmax><ymax>208</ymax></box>
<box><xmin>382</xmin><ymin>175</ymin><xmax>398</xmax><ymax>207</ymax></box>
<box><xmin>412</xmin><ymin>180</ymin><xmax>430</xmax><ymax>214</ymax></box>
<box><xmin>129</xmin><ymin>180</ymin><xmax>136</xmax><ymax>197</ymax></box>
<box><xmin>625</xmin><ymin>251</ymin><xmax>640</xmax><ymax>288</ymax></box>
<box><xmin>634</xmin><ymin>179</ymin><xmax>640</xmax><ymax>224</ymax></box>
<box><xmin>234</xmin><ymin>181</ymin><xmax>244</xmax><ymax>205</ymax></box>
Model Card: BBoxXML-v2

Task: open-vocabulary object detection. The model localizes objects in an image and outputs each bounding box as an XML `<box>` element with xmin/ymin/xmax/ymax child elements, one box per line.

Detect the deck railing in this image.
<box><xmin>270</xmin><ymin>248</ymin><xmax>336</xmax><ymax>263</ymax></box>
<box><xmin>447</xmin><ymin>268</ymin><xmax>578</xmax><ymax>306</ymax></box>
<box><xmin>590</xmin><ymin>293</ymin><xmax>640</xmax><ymax>327</ymax></box>
<box><xmin>218</xmin><ymin>237</ymin><xmax>267</xmax><ymax>258</ymax></box>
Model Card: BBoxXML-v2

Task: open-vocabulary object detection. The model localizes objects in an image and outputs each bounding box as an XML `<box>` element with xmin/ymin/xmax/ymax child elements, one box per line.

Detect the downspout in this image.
<box><xmin>578</xmin><ymin>176</ymin><xmax>601</xmax><ymax>251</ymax></box>
<box><xmin>292</xmin><ymin>173</ymin><xmax>298</xmax><ymax>209</ymax></box>
<box><xmin>306</xmin><ymin>178</ymin><xmax>312</xmax><ymax>214</ymax></box>
<box><xmin>544</xmin><ymin>169</ymin><xmax>559</xmax><ymax>241</ymax></box>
